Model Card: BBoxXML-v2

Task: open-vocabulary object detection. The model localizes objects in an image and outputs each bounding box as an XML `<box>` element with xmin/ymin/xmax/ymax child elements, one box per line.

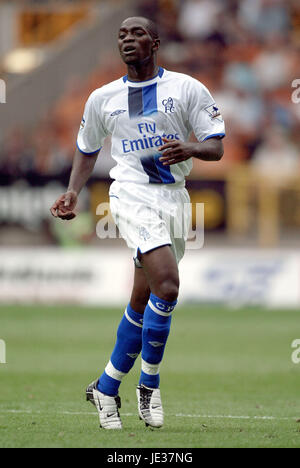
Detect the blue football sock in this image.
<box><xmin>98</xmin><ymin>304</ymin><xmax>143</xmax><ymax>396</ymax></box>
<box><xmin>139</xmin><ymin>293</ymin><xmax>177</xmax><ymax>389</ymax></box>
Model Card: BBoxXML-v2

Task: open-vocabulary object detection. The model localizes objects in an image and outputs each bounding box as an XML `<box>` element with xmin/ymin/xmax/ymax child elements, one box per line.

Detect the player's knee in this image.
<box><xmin>136</xmin><ymin>296</ymin><xmax>149</xmax><ymax>311</ymax></box>
<box><xmin>130</xmin><ymin>292</ymin><xmax>150</xmax><ymax>313</ymax></box>
<box><xmin>157</xmin><ymin>278</ymin><xmax>179</xmax><ymax>302</ymax></box>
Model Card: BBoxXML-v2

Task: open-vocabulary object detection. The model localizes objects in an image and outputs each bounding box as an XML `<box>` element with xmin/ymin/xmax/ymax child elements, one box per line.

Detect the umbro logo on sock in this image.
<box><xmin>149</xmin><ymin>341</ymin><xmax>164</xmax><ymax>348</ymax></box>
<box><xmin>127</xmin><ymin>353</ymin><xmax>139</xmax><ymax>359</ymax></box>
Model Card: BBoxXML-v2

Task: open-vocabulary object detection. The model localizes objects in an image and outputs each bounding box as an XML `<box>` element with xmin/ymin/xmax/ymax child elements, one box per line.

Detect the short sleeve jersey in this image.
<box><xmin>77</xmin><ymin>67</ymin><xmax>225</xmax><ymax>185</ymax></box>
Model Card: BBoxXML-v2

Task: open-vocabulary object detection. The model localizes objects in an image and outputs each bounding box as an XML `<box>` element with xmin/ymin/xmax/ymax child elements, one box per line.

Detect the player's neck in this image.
<box><xmin>126</xmin><ymin>61</ymin><xmax>159</xmax><ymax>83</ymax></box>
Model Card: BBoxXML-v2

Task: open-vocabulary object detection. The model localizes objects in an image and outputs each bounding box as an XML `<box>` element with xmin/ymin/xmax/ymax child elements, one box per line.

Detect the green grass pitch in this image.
<box><xmin>0</xmin><ymin>304</ymin><xmax>299</xmax><ymax>448</ymax></box>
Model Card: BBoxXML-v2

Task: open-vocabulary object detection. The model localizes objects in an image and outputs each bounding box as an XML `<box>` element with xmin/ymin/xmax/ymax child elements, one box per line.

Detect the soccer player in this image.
<box><xmin>50</xmin><ymin>16</ymin><xmax>225</xmax><ymax>430</ymax></box>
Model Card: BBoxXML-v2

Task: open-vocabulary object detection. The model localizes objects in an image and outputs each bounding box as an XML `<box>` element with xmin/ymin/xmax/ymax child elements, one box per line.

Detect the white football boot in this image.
<box><xmin>86</xmin><ymin>380</ymin><xmax>122</xmax><ymax>430</ymax></box>
<box><xmin>136</xmin><ymin>384</ymin><xmax>164</xmax><ymax>428</ymax></box>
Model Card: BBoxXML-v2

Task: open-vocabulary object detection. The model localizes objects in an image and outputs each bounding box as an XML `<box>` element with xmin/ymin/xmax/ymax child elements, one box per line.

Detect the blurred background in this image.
<box><xmin>0</xmin><ymin>0</ymin><xmax>300</xmax><ymax>307</ymax></box>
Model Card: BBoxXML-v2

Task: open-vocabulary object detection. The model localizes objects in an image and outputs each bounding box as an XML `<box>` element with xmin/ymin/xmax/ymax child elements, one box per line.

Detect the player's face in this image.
<box><xmin>118</xmin><ymin>20</ymin><xmax>158</xmax><ymax>66</ymax></box>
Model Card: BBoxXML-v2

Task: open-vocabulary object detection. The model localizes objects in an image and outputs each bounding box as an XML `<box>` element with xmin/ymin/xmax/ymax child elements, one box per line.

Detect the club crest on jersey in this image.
<box><xmin>162</xmin><ymin>97</ymin><xmax>175</xmax><ymax>113</ymax></box>
<box><xmin>111</xmin><ymin>109</ymin><xmax>127</xmax><ymax>117</ymax></box>
<box><xmin>205</xmin><ymin>104</ymin><xmax>222</xmax><ymax>121</ymax></box>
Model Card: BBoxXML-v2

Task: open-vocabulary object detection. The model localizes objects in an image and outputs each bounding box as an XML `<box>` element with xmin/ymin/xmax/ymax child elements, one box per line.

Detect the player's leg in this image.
<box><xmin>97</xmin><ymin>267</ymin><xmax>150</xmax><ymax>396</ymax></box>
<box><xmin>130</xmin><ymin>265</ymin><xmax>151</xmax><ymax>314</ymax></box>
<box><xmin>140</xmin><ymin>245</ymin><xmax>179</xmax><ymax>301</ymax></box>
<box><xmin>136</xmin><ymin>245</ymin><xmax>179</xmax><ymax>428</ymax></box>
<box><xmin>86</xmin><ymin>266</ymin><xmax>150</xmax><ymax>429</ymax></box>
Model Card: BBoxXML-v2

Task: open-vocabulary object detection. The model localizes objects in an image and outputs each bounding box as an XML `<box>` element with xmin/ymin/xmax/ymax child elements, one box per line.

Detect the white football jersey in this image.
<box><xmin>77</xmin><ymin>68</ymin><xmax>225</xmax><ymax>185</ymax></box>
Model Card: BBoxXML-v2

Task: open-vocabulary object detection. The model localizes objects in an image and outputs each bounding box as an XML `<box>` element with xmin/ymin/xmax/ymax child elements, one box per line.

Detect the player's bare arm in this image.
<box><xmin>50</xmin><ymin>148</ymin><xmax>99</xmax><ymax>220</ymax></box>
<box><xmin>158</xmin><ymin>137</ymin><xmax>224</xmax><ymax>166</ymax></box>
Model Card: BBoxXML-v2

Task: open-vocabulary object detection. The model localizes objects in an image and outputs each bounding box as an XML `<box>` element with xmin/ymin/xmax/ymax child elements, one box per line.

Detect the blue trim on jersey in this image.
<box><xmin>141</xmin><ymin>155</ymin><xmax>162</xmax><ymax>183</ymax></box>
<box><xmin>128</xmin><ymin>87</ymin><xmax>143</xmax><ymax>118</ymax></box>
<box><xmin>128</xmin><ymin>83</ymin><xmax>158</xmax><ymax>118</ymax></box>
<box><xmin>158</xmin><ymin>67</ymin><xmax>164</xmax><ymax>78</ymax></box>
<box><xmin>140</xmin><ymin>154</ymin><xmax>176</xmax><ymax>184</ymax></box>
<box><xmin>76</xmin><ymin>142</ymin><xmax>101</xmax><ymax>155</ymax></box>
<box><xmin>142</xmin><ymin>83</ymin><xmax>158</xmax><ymax>116</ymax></box>
<box><xmin>123</xmin><ymin>67</ymin><xmax>164</xmax><ymax>84</ymax></box>
<box><xmin>154</xmin><ymin>154</ymin><xmax>176</xmax><ymax>184</ymax></box>
<box><xmin>203</xmin><ymin>133</ymin><xmax>225</xmax><ymax>141</ymax></box>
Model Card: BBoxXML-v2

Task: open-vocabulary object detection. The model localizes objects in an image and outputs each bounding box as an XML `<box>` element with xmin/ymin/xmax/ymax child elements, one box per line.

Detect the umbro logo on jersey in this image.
<box><xmin>149</xmin><ymin>341</ymin><xmax>164</xmax><ymax>348</ymax></box>
<box><xmin>162</xmin><ymin>97</ymin><xmax>175</xmax><ymax>113</ymax></box>
<box><xmin>111</xmin><ymin>109</ymin><xmax>127</xmax><ymax>117</ymax></box>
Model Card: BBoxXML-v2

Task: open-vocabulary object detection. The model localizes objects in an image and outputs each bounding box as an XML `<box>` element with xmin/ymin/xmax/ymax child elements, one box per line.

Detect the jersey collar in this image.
<box><xmin>123</xmin><ymin>67</ymin><xmax>164</xmax><ymax>85</ymax></box>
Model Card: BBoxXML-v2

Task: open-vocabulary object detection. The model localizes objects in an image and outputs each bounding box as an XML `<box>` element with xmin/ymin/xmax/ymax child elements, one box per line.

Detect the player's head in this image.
<box><xmin>118</xmin><ymin>17</ymin><xmax>160</xmax><ymax>66</ymax></box>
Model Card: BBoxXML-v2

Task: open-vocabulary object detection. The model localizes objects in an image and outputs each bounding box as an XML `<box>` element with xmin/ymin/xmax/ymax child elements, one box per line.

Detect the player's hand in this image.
<box><xmin>158</xmin><ymin>138</ymin><xmax>198</xmax><ymax>166</ymax></box>
<box><xmin>50</xmin><ymin>190</ymin><xmax>78</xmax><ymax>220</ymax></box>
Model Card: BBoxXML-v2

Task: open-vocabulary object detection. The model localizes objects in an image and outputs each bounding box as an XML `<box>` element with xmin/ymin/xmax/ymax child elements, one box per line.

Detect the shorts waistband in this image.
<box><xmin>111</xmin><ymin>180</ymin><xmax>186</xmax><ymax>191</ymax></box>
<box><xmin>151</xmin><ymin>181</ymin><xmax>185</xmax><ymax>190</ymax></box>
